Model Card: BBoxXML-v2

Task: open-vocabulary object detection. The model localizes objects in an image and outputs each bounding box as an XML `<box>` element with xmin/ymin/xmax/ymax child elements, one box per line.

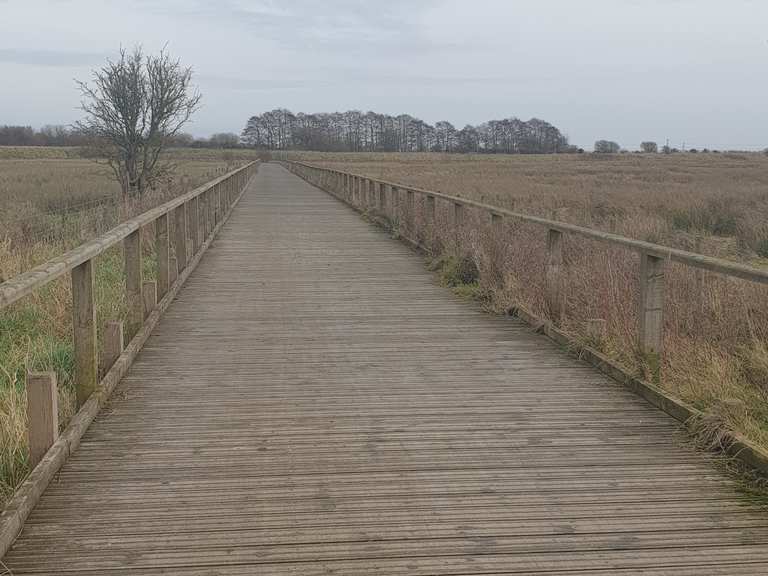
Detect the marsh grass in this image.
<box><xmin>301</xmin><ymin>151</ymin><xmax>768</xmax><ymax>460</ymax></box>
<box><xmin>0</xmin><ymin>147</ymin><xmax>257</xmax><ymax>505</ymax></box>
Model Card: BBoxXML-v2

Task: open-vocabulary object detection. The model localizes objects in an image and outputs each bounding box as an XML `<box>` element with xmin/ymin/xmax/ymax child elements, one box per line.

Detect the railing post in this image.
<box><xmin>407</xmin><ymin>190</ymin><xmax>414</xmax><ymax>230</ymax></box>
<box><xmin>26</xmin><ymin>372</ymin><xmax>58</xmax><ymax>469</ymax></box>
<box><xmin>545</xmin><ymin>228</ymin><xmax>564</xmax><ymax>322</ymax></box>
<box><xmin>191</xmin><ymin>196</ymin><xmax>200</xmax><ymax>254</ymax></box>
<box><xmin>124</xmin><ymin>229</ymin><xmax>143</xmax><ymax>339</ymax></box>
<box><xmin>142</xmin><ymin>280</ymin><xmax>157</xmax><ymax>319</ymax></box>
<box><xmin>170</xmin><ymin>255</ymin><xmax>178</xmax><ymax>286</ymax></box>
<box><xmin>208</xmin><ymin>189</ymin><xmax>214</xmax><ymax>236</ymax></box>
<box><xmin>392</xmin><ymin>187</ymin><xmax>399</xmax><ymax>223</ymax></box>
<box><xmin>638</xmin><ymin>252</ymin><xmax>665</xmax><ymax>358</ymax></box>
<box><xmin>453</xmin><ymin>202</ymin><xmax>463</xmax><ymax>248</ymax></box>
<box><xmin>216</xmin><ymin>186</ymin><xmax>222</xmax><ymax>223</ymax></box>
<box><xmin>71</xmin><ymin>259</ymin><xmax>97</xmax><ymax>407</ymax></box>
<box><xmin>174</xmin><ymin>204</ymin><xmax>187</xmax><ymax>273</ymax></box>
<box><xmin>379</xmin><ymin>182</ymin><xmax>386</xmax><ymax>212</ymax></box>
<box><xmin>156</xmin><ymin>213</ymin><xmax>170</xmax><ymax>299</ymax></box>
<box><xmin>200</xmin><ymin>192</ymin><xmax>208</xmax><ymax>239</ymax></box>
<box><xmin>100</xmin><ymin>320</ymin><xmax>124</xmax><ymax>376</ymax></box>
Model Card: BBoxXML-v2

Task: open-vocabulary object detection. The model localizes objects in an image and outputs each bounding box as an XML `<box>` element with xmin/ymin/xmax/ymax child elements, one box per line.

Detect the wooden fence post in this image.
<box><xmin>124</xmin><ymin>229</ymin><xmax>143</xmax><ymax>339</ymax></box>
<box><xmin>156</xmin><ymin>213</ymin><xmax>170</xmax><ymax>299</ymax></box>
<box><xmin>71</xmin><ymin>260</ymin><xmax>97</xmax><ymax>407</ymax></box>
<box><xmin>208</xmin><ymin>190</ymin><xmax>215</xmax><ymax>236</ymax></box>
<box><xmin>545</xmin><ymin>228</ymin><xmax>564</xmax><ymax>322</ymax></box>
<box><xmin>638</xmin><ymin>252</ymin><xmax>665</xmax><ymax>357</ymax></box>
<box><xmin>191</xmin><ymin>196</ymin><xmax>200</xmax><ymax>254</ymax></box>
<box><xmin>392</xmin><ymin>187</ymin><xmax>399</xmax><ymax>222</ymax></box>
<box><xmin>170</xmin><ymin>255</ymin><xmax>178</xmax><ymax>286</ymax></box>
<box><xmin>453</xmin><ymin>203</ymin><xmax>463</xmax><ymax>248</ymax></box>
<box><xmin>26</xmin><ymin>372</ymin><xmax>58</xmax><ymax>469</ymax></box>
<box><xmin>142</xmin><ymin>280</ymin><xmax>157</xmax><ymax>320</ymax></box>
<box><xmin>100</xmin><ymin>320</ymin><xmax>124</xmax><ymax>376</ymax></box>
<box><xmin>379</xmin><ymin>183</ymin><xmax>386</xmax><ymax>212</ymax></box>
<box><xmin>174</xmin><ymin>204</ymin><xmax>187</xmax><ymax>273</ymax></box>
<box><xmin>407</xmin><ymin>190</ymin><xmax>414</xmax><ymax>230</ymax></box>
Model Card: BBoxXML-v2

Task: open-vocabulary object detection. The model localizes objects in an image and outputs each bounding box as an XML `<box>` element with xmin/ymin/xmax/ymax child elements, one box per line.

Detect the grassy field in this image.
<box><xmin>293</xmin><ymin>151</ymin><xmax>768</xmax><ymax>461</ymax></box>
<box><xmin>0</xmin><ymin>146</ymin><xmax>259</xmax><ymax>504</ymax></box>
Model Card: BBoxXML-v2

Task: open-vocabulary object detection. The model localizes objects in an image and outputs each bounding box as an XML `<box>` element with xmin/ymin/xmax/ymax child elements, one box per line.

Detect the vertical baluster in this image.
<box><xmin>72</xmin><ymin>260</ymin><xmax>97</xmax><ymax>407</ymax></box>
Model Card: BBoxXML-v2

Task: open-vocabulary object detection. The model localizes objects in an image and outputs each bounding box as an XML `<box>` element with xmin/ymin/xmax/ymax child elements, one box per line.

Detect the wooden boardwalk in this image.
<box><xmin>4</xmin><ymin>163</ymin><xmax>768</xmax><ymax>574</ymax></box>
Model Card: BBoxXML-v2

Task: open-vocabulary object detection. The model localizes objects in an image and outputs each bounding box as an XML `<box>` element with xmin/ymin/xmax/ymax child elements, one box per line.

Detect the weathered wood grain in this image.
<box><xmin>3</xmin><ymin>163</ymin><xmax>768</xmax><ymax>574</ymax></box>
<box><xmin>292</xmin><ymin>161</ymin><xmax>768</xmax><ymax>283</ymax></box>
<box><xmin>25</xmin><ymin>372</ymin><xmax>58</xmax><ymax>469</ymax></box>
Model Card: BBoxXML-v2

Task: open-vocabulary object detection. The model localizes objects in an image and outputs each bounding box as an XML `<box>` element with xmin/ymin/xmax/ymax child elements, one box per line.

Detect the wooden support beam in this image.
<box><xmin>169</xmin><ymin>255</ymin><xmax>178</xmax><ymax>286</ymax></box>
<box><xmin>156</xmin><ymin>213</ymin><xmax>170</xmax><ymax>299</ymax></box>
<box><xmin>638</xmin><ymin>252</ymin><xmax>665</xmax><ymax>357</ymax></box>
<box><xmin>407</xmin><ymin>190</ymin><xmax>414</xmax><ymax>228</ymax></box>
<box><xmin>124</xmin><ymin>229</ymin><xmax>143</xmax><ymax>339</ymax></box>
<box><xmin>191</xmin><ymin>196</ymin><xmax>200</xmax><ymax>254</ymax></box>
<box><xmin>26</xmin><ymin>372</ymin><xmax>58</xmax><ymax>469</ymax></box>
<box><xmin>174</xmin><ymin>204</ymin><xmax>187</xmax><ymax>273</ymax></box>
<box><xmin>99</xmin><ymin>320</ymin><xmax>124</xmax><ymax>377</ymax></box>
<box><xmin>427</xmin><ymin>195</ymin><xmax>436</xmax><ymax>222</ymax></box>
<box><xmin>71</xmin><ymin>259</ymin><xmax>97</xmax><ymax>407</ymax></box>
<box><xmin>545</xmin><ymin>228</ymin><xmax>564</xmax><ymax>322</ymax></box>
<box><xmin>453</xmin><ymin>202</ymin><xmax>463</xmax><ymax>248</ymax></box>
<box><xmin>392</xmin><ymin>187</ymin><xmax>399</xmax><ymax>222</ymax></box>
<box><xmin>379</xmin><ymin>183</ymin><xmax>386</xmax><ymax>211</ymax></box>
<box><xmin>142</xmin><ymin>280</ymin><xmax>157</xmax><ymax>320</ymax></box>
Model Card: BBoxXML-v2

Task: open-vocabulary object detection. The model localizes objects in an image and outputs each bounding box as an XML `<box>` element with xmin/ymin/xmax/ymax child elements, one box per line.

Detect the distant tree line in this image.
<box><xmin>0</xmin><ymin>125</ymin><xmax>90</xmax><ymax>147</ymax></box>
<box><xmin>0</xmin><ymin>125</ymin><xmax>244</xmax><ymax>150</ymax></box>
<box><xmin>241</xmin><ymin>109</ymin><xmax>571</xmax><ymax>153</ymax></box>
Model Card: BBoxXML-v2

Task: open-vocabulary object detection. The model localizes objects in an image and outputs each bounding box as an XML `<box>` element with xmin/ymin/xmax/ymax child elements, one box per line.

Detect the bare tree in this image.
<box><xmin>640</xmin><ymin>141</ymin><xmax>658</xmax><ymax>153</ymax></box>
<box><xmin>76</xmin><ymin>47</ymin><xmax>201</xmax><ymax>197</ymax></box>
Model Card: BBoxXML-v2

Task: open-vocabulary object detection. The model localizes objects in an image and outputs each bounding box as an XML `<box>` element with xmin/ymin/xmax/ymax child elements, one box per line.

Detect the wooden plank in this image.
<box><xmin>174</xmin><ymin>203</ymin><xmax>188</xmax><ymax>272</ymax></box>
<box><xmin>124</xmin><ymin>229</ymin><xmax>143</xmax><ymax>339</ymax></box>
<box><xmin>546</xmin><ymin>228</ymin><xmax>564</xmax><ymax>322</ymax></box>
<box><xmin>0</xmin><ymin>168</ymin><xmax>252</xmax><ymax>562</ymax></box>
<box><xmin>156</xmin><ymin>213</ymin><xmax>170</xmax><ymax>298</ymax></box>
<box><xmin>25</xmin><ymin>372</ymin><xmax>58</xmax><ymax>469</ymax></box>
<box><xmin>0</xmin><ymin>163</ymin><xmax>256</xmax><ymax>310</ymax></box>
<box><xmin>639</xmin><ymin>252</ymin><xmax>665</xmax><ymax>356</ymax></box>
<box><xmin>142</xmin><ymin>280</ymin><xmax>157</xmax><ymax>320</ymax></box>
<box><xmin>99</xmin><ymin>321</ymin><xmax>124</xmax><ymax>376</ymax></box>
<box><xmin>4</xmin><ymin>163</ymin><xmax>768</xmax><ymax>575</ymax></box>
<box><xmin>290</xmin><ymin>161</ymin><xmax>768</xmax><ymax>284</ymax></box>
<box><xmin>71</xmin><ymin>259</ymin><xmax>97</xmax><ymax>407</ymax></box>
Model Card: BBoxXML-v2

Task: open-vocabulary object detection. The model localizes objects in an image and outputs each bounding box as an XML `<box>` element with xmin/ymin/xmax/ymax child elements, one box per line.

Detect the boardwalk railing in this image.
<box><xmin>0</xmin><ymin>160</ymin><xmax>258</xmax><ymax>554</ymax></box>
<box><xmin>286</xmin><ymin>160</ymin><xmax>768</xmax><ymax>470</ymax></box>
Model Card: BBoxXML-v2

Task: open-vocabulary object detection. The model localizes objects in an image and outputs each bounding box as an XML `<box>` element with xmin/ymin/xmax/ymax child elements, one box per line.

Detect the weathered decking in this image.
<box><xmin>4</xmin><ymin>163</ymin><xmax>768</xmax><ymax>574</ymax></box>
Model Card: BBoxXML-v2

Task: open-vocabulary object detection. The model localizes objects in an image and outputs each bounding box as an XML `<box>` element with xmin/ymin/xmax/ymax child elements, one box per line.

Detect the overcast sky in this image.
<box><xmin>1</xmin><ymin>0</ymin><xmax>766</xmax><ymax>149</ymax></box>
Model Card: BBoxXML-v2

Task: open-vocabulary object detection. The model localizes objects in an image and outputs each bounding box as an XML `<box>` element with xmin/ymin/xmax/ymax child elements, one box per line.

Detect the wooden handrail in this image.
<box><xmin>1</xmin><ymin>160</ymin><xmax>258</xmax><ymax>446</ymax></box>
<box><xmin>289</xmin><ymin>160</ymin><xmax>768</xmax><ymax>285</ymax></box>
<box><xmin>285</xmin><ymin>159</ymin><xmax>768</xmax><ymax>363</ymax></box>
<box><xmin>0</xmin><ymin>162</ymin><xmax>258</xmax><ymax>310</ymax></box>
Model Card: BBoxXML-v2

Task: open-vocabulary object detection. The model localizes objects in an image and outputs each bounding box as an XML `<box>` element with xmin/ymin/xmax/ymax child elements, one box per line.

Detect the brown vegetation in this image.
<box><xmin>294</xmin><ymin>151</ymin><xmax>768</xmax><ymax>456</ymax></box>
<box><xmin>0</xmin><ymin>147</ymin><xmax>258</xmax><ymax>504</ymax></box>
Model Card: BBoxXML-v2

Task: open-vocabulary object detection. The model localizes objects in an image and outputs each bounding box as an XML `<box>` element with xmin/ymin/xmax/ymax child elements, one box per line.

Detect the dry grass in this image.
<box><xmin>296</xmin><ymin>151</ymin><xmax>768</xmax><ymax>458</ymax></box>
<box><xmin>0</xmin><ymin>146</ymin><xmax>258</xmax><ymax>504</ymax></box>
